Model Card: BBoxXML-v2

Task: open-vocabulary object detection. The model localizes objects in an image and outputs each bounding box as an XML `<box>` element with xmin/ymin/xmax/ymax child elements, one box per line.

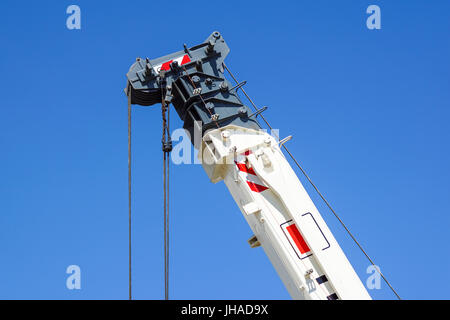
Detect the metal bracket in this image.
<box><xmin>248</xmin><ymin>235</ymin><xmax>261</xmax><ymax>248</ymax></box>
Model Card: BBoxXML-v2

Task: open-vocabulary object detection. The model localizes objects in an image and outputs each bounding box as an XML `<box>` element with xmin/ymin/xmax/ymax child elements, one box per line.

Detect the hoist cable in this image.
<box><xmin>166</xmin><ymin>143</ymin><xmax>170</xmax><ymax>300</ymax></box>
<box><xmin>161</xmin><ymin>83</ymin><xmax>170</xmax><ymax>300</ymax></box>
<box><xmin>222</xmin><ymin>63</ymin><xmax>401</xmax><ymax>300</ymax></box>
<box><xmin>127</xmin><ymin>86</ymin><xmax>132</xmax><ymax>300</ymax></box>
<box><xmin>163</xmin><ymin>151</ymin><xmax>167</xmax><ymax>300</ymax></box>
<box><xmin>166</xmin><ymin>101</ymin><xmax>171</xmax><ymax>301</ymax></box>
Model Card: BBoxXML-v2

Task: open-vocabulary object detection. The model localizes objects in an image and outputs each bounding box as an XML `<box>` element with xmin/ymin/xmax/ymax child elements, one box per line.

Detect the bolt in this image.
<box><xmin>222</xmin><ymin>130</ymin><xmax>230</xmax><ymax>140</ymax></box>
<box><xmin>170</xmin><ymin>60</ymin><xmax>179</xmax><ymax>71</ymax></box>
<box><xmin>205</xmin><ymin>78</ymin><xmax>213</xmax><ymax>86</ymax></box>
<box><xmin>195</xmin><ymin>60</ymin><xmax>203</xmax><ymax>72</ymax></box>
<box><xmin>220</xmin><ymin>81</ymin><xmax>228</xmax><ymax>92</ymax></box>
<box><xmin>206</xmin><ymin>40</ymin><xmax>215</xmax><ymax>54</ymax></box>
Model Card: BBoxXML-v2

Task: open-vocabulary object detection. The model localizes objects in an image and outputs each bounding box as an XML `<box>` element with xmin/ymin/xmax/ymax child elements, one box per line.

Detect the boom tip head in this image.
<box><xmin>125</xmin><ymin>31</ymin><xmax>260</xmax><ymax>141</ymax></box>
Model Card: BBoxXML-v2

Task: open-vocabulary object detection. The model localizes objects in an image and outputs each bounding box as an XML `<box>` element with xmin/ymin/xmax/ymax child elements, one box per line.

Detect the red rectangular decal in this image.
<box><xmin>286</xmin><ymin>223</ymin><xmax>310</xmax><ymax>255</ymax></box>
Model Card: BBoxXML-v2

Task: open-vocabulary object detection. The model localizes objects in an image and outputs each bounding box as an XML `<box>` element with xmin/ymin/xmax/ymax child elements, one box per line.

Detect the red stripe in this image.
<box><xmin>160</xmin><ymin>59</ymin><xmax>173</xmax><ymax>71</ymax></box>
<box><xmin>286</xmin><ymin>224</ymin><xmax>310</xmax><ymax>254</ymax></box>
<box><xmin>237</xmin><ymin>151</ymin><xmax>266</xmax><ymax>192</ymax></box>
<box><xmin>235</xmin><ymin>161</ymin><xmax>257</xmax><ymax>175</ymax></box>
<box><xmin>246</xmin><ymin>181</ymin><xmax>268</xmax><ymax>193</ymax></box>
<box><xmin>181</xmin><ymin>54</ymin><xmax>191</xmax><ymax>65</ymax></box>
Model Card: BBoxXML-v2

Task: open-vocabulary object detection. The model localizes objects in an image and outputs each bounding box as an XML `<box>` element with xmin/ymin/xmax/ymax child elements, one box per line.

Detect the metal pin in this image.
<box><xmin>183</xmin><ymin>43</ymin><xmax>192</xmax><ymax>57</ymax></box>
<box><xmin>279</xmin><ymin>135</ymin><xmax>293</xmax><ymax>147</ymax></box>
<box><xmin>248</xmin><ymin>106</ymin><xmax>268</xmax><ymax>118</ymax></box>
<box><xmin>230</xmin><ymin>80</ymin><xmax>247</xmax><ymax>92</ymax></box>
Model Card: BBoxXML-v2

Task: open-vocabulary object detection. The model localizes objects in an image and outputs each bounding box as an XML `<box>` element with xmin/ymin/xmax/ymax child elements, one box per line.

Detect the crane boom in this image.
<box><xmin>125</xmin><ymin>31</ymin><xmax>371</xmax><ymax>300</ymax></box>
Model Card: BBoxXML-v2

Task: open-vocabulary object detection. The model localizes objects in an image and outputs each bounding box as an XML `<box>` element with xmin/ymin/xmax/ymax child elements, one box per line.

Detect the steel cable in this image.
<box><xmin>127</xmin><ymin>85</ymin><xmax>132</xmax><ymax>300</ymax></box>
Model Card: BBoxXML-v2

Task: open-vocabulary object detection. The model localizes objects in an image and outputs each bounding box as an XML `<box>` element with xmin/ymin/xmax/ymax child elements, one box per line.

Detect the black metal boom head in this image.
<box><xmin>125</xmin><ymin>31</ymin><xmax>260</xmax><ymax>141</ymax></box>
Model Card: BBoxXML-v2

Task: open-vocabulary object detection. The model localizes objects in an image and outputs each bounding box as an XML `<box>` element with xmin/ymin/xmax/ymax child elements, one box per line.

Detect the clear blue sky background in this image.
<box><xmin>0</xmin><ymin>0</ymin><xmax>449</xmax><ymax>300</ymax></box>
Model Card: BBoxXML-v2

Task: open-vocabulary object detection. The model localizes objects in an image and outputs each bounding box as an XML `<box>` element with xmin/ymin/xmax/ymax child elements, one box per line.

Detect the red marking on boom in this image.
<box><xmin>235</xmin><ymin>162</ymin><xmax>257</xmax><ymax>176</ymax></box>
<box><xmin>160</xmin><ymin>60</ymin><xmax>173</xmax><ymax>71</ymax></box>
<box><xmin>181</xmin><ymin>54</ymin><xmax>191</xmax><ymax>65</ymax></box>
<box><xmin>286</xmin><ymin>224</ymin><xmax>310</xmax><ymax>254</ymax></box>
<box><xmin>246</xmin><ymin>181</ymin><xmax>268</xmax><ymax>193</ymax></box>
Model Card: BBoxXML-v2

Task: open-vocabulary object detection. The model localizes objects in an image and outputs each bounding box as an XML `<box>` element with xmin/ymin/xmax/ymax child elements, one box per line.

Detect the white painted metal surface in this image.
<box><xmin>200</xmin><ymin>125</ymin><xmax>371</xmax><ymax>300</ymax></box>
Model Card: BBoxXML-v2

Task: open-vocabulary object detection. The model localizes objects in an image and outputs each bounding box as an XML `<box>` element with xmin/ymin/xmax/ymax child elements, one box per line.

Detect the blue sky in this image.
<box><xmin>0</xmin><ymin>0</ymin><xmax>449</xmax><ymax>300</ymax></box>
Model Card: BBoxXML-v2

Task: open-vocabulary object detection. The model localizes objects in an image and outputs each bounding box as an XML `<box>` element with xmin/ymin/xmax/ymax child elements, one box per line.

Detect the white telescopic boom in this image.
<box><xmin>200</xmin><ymin>125</ymin><xmax>371</xmax><ymax>300</ymax></box>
